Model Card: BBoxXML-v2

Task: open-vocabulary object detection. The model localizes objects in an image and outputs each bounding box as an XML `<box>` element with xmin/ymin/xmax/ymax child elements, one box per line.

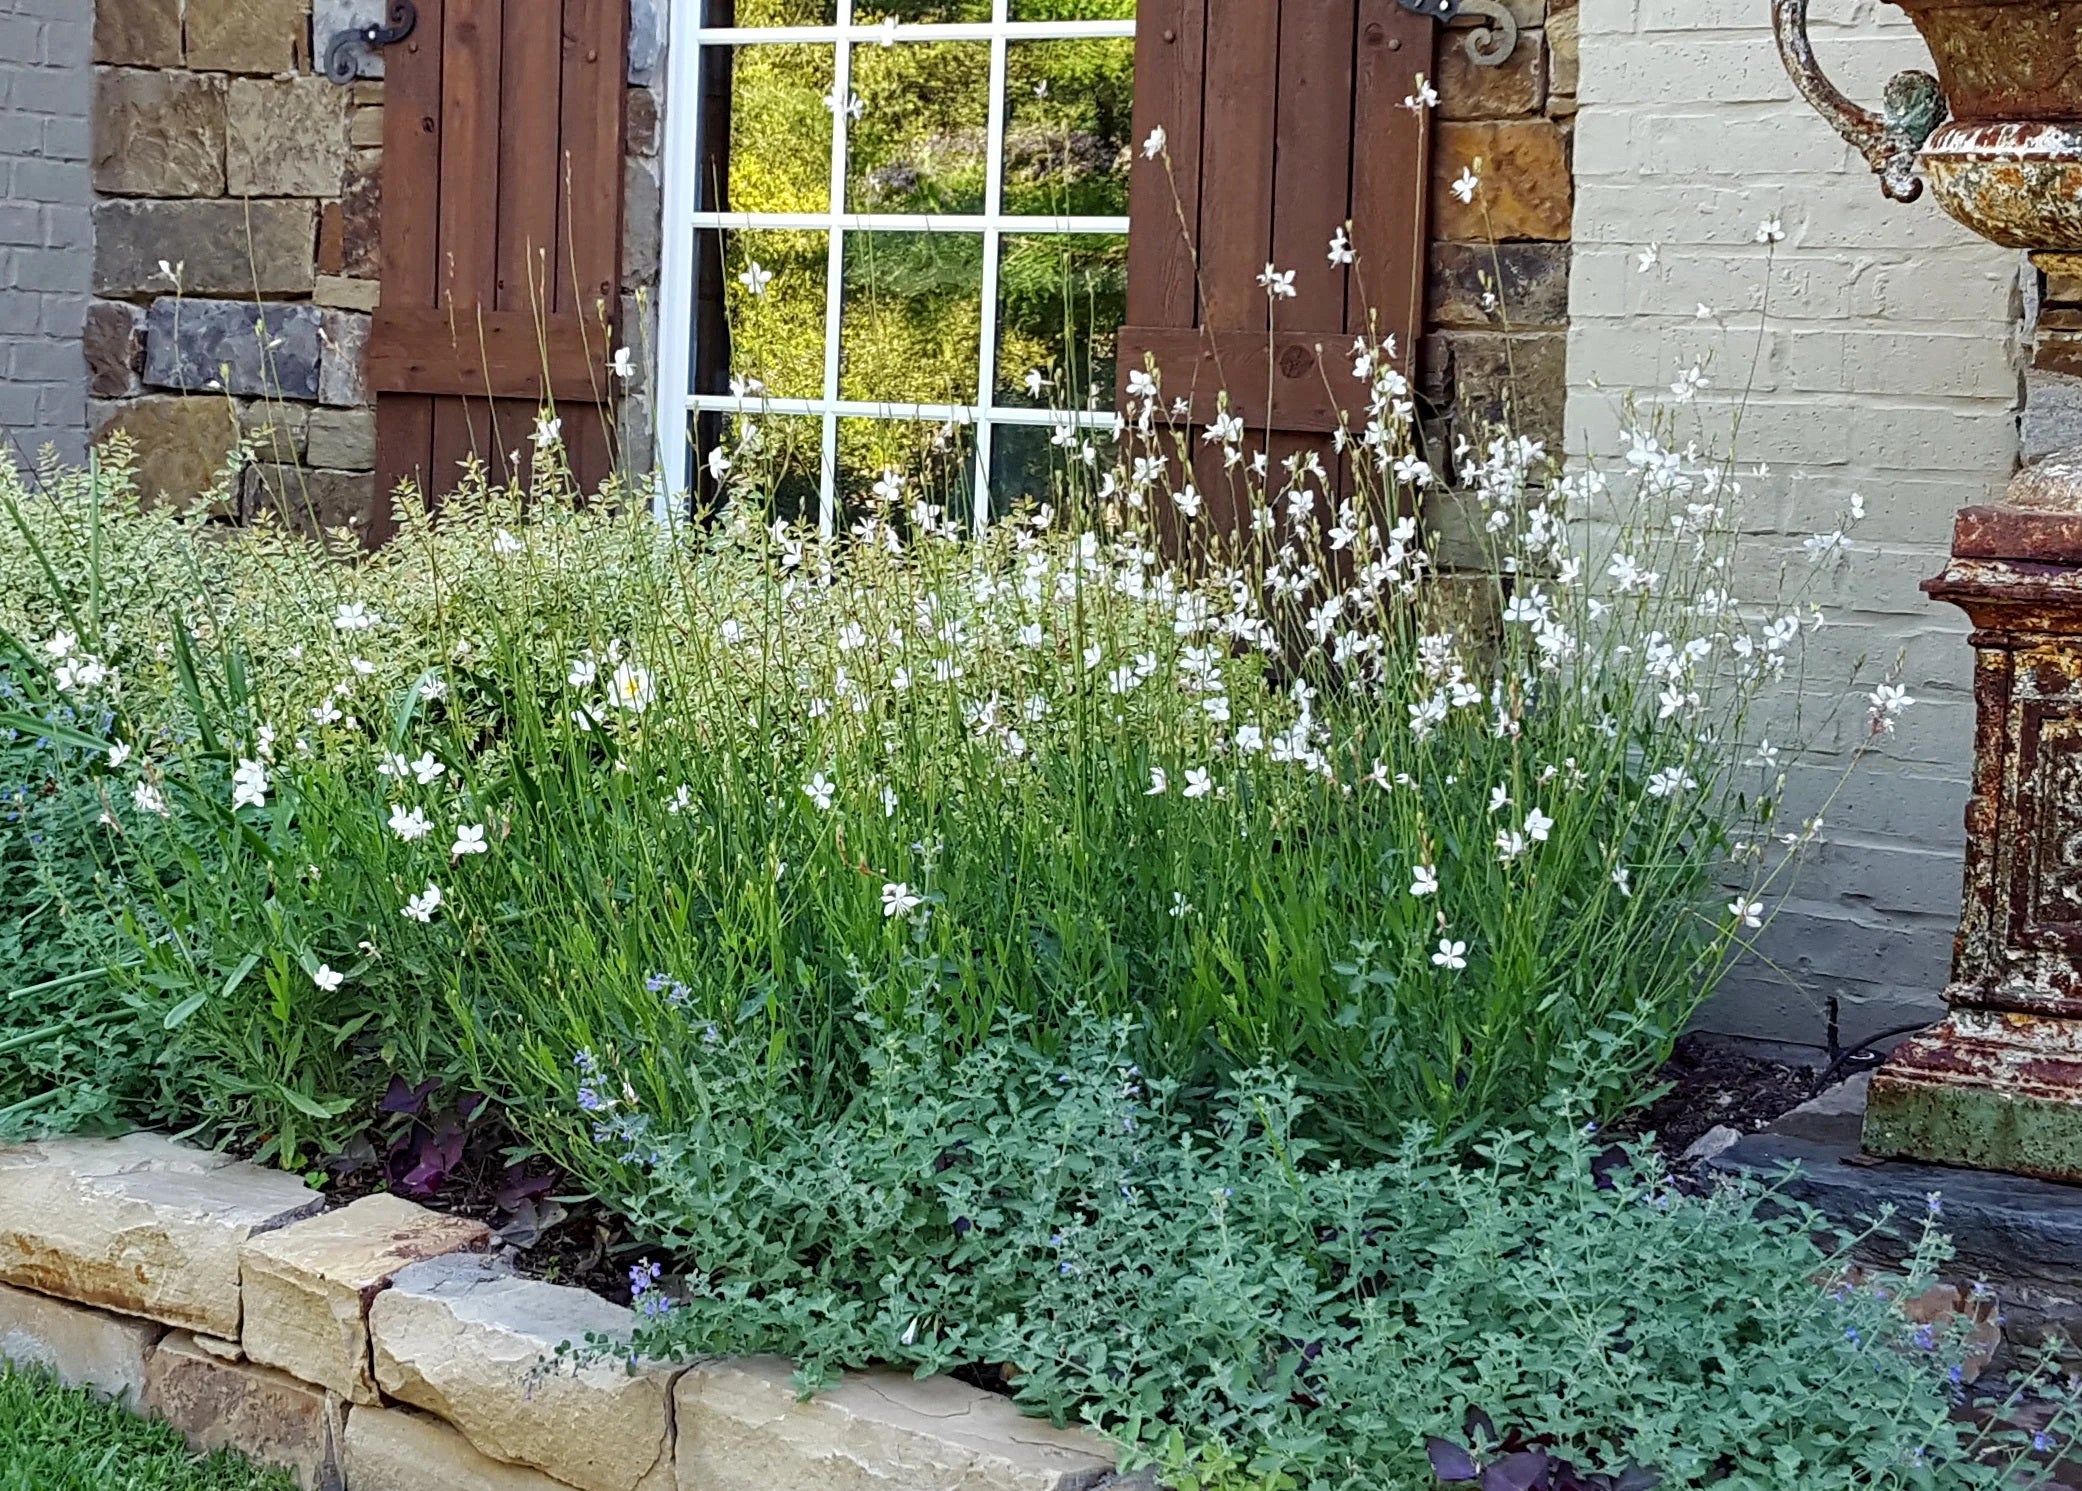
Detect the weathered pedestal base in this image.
<box><xmin>1859</xmin><ymin>464</ymin><xmax>2082</xmax><ymax>1181</ymax></box>
<box><xmin>1865</xmin><ymin>1010</ymin><xmax>2082</xmax><ymax>1181</ymax></box>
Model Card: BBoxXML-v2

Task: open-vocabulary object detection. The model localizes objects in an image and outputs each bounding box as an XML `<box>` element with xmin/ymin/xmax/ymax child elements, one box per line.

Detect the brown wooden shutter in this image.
<box><xmin>1120</xmin><ymin>0</ymin><xmax>1434</xmax><ymax>446</ymax></box>
<box><xmin>371</xmin><ymin>0</ymin><xmax>629</xmax><ymax>534</ymax></box>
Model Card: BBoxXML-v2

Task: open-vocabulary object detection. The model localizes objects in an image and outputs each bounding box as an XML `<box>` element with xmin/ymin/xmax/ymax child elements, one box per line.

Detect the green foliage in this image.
<box><xmin>0</xmin><ymin>1368</ymin><xmax>295</xmax><ymax>1491</ymax></box>
<box><xmin>609</xmin><ymin>1009</ymin><xmax>2077</xmax><ymax>1491</ymax></box>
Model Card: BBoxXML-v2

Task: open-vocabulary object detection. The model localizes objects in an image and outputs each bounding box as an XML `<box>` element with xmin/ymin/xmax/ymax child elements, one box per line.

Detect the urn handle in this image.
<box><xmin>1772</xmin><ymin>0</ymin><xmax>1947</xmax><ymax>204</ymax></box>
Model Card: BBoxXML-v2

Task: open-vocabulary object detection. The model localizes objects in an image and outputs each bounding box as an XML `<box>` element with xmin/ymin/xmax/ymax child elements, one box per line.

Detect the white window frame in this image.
<box><xmin>654</xmin><ymin>0</ymin><xmax>1136</xmax><ymax>532</ymax></box>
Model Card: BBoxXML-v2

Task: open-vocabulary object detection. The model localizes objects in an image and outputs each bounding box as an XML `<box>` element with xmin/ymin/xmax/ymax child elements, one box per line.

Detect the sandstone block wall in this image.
<box><xmin>1423</xmin><ymin>0</ymin><xmax>1577</xmax><ymax>455</ymax></box>
<box><xmin>1565</xmin><ymin>0</ymin><xmax>2023</xmax><ymax>1053</ymax></box>
<box><xmin>85</xmin><ymin>0</ymin><xmax>383</xmax><ymax>533</ymax></box>
<box><xmin>0</xmin><ymin>0</ymin><xmax>95</xmax><ymax>465</ymax></box>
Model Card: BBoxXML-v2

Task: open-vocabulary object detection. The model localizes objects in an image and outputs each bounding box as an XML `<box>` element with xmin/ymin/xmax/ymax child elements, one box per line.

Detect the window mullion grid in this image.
<box><xmin>818</xmin><ymin>0</ymin><xmax>858</xmax><ymax>537</ymax></box>
<box><xmin>972</xmin><ymin>0</ymin><xmax>1012</xmax><ymax>535</ymax></box>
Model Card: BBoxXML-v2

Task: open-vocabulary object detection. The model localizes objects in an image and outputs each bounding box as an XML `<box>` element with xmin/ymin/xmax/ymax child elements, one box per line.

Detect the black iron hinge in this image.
<box><xmin>325</xmin><ymin>1</ymin><xmax>418</xmax><ymax>85</ymax></box>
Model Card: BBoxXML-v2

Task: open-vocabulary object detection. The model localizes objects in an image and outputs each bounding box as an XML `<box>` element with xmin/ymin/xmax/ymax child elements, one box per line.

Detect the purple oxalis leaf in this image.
<box><xmin>1428</xmin><ymin>1439</ymin><xmax>1480</xmax><ymax>1483</ymax></box>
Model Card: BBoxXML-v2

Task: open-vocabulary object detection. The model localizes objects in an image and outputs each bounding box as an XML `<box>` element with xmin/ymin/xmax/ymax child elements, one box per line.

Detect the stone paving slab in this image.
<box><xmin>144</xmin><ymin>1331</ymin><xmax>340</xmax><ymax>1491</ymax></box>
<box><xmin>343</xmin><ymin>1402</ymin><xmax>581</xmax><ymax>1491</ymax></box>
<box><xmin>0</xmin><ymin>1279</ymin><xmax>163</xmax><ymax>1403</ymax></box>
<box><xmin>370</xmin><ymin>1253</ymin><xmax>675</xmax><ymax>1491</ymax></box>
<box><xmin>242</xmin><ymin>1192</ymin><xmax>489</xmax><ymax>1404</ymax></box>
<box><xmin>0</xmin><ymin>1134</ymin><xmax>322</xmax><ymax>1337</ymax></box>
<box><xmin>675</xmin><ymin>1356</ymin><xmax>1116</xmax><ymax>1491</ymax></box>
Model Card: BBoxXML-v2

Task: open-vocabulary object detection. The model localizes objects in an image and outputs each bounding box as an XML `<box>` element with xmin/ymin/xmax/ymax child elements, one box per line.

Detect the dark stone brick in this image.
<box><xmin>1429</xmin><ymin>241</ymin><xmax>1571</xmax><ymax>330</ymax></box>
<box><xmin>143</xmin><ymin>297</ymin><xmax>325</xmax><ymax>401</ymax></box>
<box><xmin>83</xmin><ymin>300</ymin><xmax>145</xmax><ymax>399</ymax></box>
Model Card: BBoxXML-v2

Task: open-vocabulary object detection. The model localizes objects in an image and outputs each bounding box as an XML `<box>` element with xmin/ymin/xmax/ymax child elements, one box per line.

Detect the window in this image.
<box><xmin>654</xmin><ymin>0</ymin><xmax>1137</xmax><ymax>531</ymax></box>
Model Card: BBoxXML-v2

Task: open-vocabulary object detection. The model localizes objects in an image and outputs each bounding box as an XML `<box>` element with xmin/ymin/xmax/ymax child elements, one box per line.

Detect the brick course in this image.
<box><xmin>1565</xmin><ymin>0</ymin><xmax>2022</xmax><ymax>1052</ymax></box>
<box><xmin>0</xmin><ymin>0</ymin><xmax>95</xmax><ymax>467</ymax></box>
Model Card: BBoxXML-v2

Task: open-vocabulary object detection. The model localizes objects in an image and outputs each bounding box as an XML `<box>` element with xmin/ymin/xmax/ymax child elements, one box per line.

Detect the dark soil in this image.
<box><xmin>1612</xmin><ymin>1034</ymin><xmax>1831</xmax><ymax>1158</ymax></box>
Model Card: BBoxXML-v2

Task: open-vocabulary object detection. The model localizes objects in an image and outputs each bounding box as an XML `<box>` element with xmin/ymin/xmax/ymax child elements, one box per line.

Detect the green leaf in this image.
<box><xmin>161</xmin><ymin>991</ymin><xmax>209</xmax><ymax>1030</ymax></box>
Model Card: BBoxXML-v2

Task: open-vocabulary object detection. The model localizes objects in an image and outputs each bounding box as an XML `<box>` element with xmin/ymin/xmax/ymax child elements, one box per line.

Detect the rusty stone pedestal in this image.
<box><xmin>1864</xmin><ymin>457</ymin><xmax>2082</xmax><ymax>1182</ymax></box>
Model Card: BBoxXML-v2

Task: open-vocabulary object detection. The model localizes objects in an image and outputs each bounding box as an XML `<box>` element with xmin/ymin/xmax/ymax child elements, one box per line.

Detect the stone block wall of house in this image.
<box><xmin>0</xmin><ymin>0</ymin><xmax>94</xmax><ymax>466</ymax></box>
<box><xmin>1565</xmin><ymin>0</ymin><xmax>2024</xmax><ymax>1054</ymax></box>
<box><xmin>85</xmin><ymin>0</ymin><xmax>382</xmax><ymax>532</ymax></box>
<box><xmin>1424</xmin><ymin>0</ymin><xmax>1576</xmax><ymax>454</ymax></box>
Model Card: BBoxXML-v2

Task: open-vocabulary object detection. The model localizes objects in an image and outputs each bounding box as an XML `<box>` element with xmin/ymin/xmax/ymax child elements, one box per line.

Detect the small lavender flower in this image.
<box><xmin>644</xmin><ymin>973</ymin><xmax>670</xmax><ymax>994</ymax></box>
<box><xmin>573</xmin><ymin>1047</ymin><xmax>599</xmax><ymax>1076</ymax></box>
<box><xmin>1925</xmin><ymin>1190</ymin><xmax>1943</xmax><ymax>1216</ymax></box>
<box><xmin>1913</xmin><ymin>1326</ymin><xmax>1936</xmax><ymax>1350</ymax></box>
<box><xmin>1844</xmin><ymin>1326</ymin><xmax>1861</xmax><ymax>1346</ymax></box>
<box><xmin>2034</xmin><ymin>1431</ymin><xmax>2057</xmax><ymax>1454</ymax></box>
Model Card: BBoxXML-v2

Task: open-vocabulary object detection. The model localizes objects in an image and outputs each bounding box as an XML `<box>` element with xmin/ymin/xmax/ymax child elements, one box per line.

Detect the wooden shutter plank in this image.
<box><xmin>497</xmin><ymin>0</ymin><xmax>566</xmax><ymax>315</ymax></box>
<box><xmin>1348</xmin><ymin>0</ymin><xmax>1433</xmax><ymax>357</ymax></box>
<box><xmin>556</xmin><ymin>0</ymin><xmax>629</xmax><ymax>325</ymax></box>
<box><xmin>1271</xmin><ymin>0</ymin><xmax>1358</xmax><ymax>329</ymax></box>
<box><xmin>438</xmin><ymin>0</ymin><xmax>504</xmax><ymax>312</ymax></box>
<box><xmin>1196</xmin><ymin>0</ymin><xmax>1278</xmax><ymax>330</ymax></box>
<box><xmin>1125</xmin><ymin>0</ymin><xmax>1206</xmax><ymax>331</ymax></box>
<box><xmin>367</xmin><ymin>307</ymin><xmax>612</xmax><ymax>398</ymax></box>
<box><xmin>375</xmin><ymin>0</ymin><xmax>448</xmax><ymax>517</ymax></box>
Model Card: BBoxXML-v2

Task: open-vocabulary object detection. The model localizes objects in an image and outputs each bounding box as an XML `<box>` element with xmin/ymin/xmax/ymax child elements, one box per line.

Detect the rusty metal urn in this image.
<box><xmin>1776</xmin><ymin>0</ymin><xmax>2082</xmax><ymax>1180</ymax></box>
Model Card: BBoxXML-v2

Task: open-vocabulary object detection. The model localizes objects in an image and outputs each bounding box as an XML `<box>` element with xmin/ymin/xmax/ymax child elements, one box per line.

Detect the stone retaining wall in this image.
<box><xmin>0</xmin><ymin>1132</ymin><xmax>1123</xmax><ymax>1491</ymax></box>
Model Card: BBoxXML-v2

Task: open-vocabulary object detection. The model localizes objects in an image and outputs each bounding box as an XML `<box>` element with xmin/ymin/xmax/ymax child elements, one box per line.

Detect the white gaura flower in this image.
<box><xmin>821</xmin><ymin>88</ymin><xmax>863</xmax><ymax>119</ymax></box>
<box><xmin>401</xmin><ymin>882</ymin><xmax>444</xmax><ymax>922</ymax></box>
<box><xmin>1644</xmin><ymin>765</ymin><xmax>1697</xmax><ymax>799</ymax></box>
<box><xmin>388</xmin><ymin>805</ymin><xmax>434</xmax><ymax>842</ymax></box>
<box><xmin>1432</xmin><ymin>938</ymin><xmax>1469</xmax><ymax>971</ymax></box>
<box><xmin>1234</xmin><ymin>724</ymin><xmax>1264</xmax><ymax>754</ymax></box>
<box><xmin>532</xmin><ymin>414</ymin><xmax>562</xmax><ymax>451</ymax></box>
<box><xmin>1636</xmin><ymin>243</ymin><xmax>1660</xmax><ymax>272</ymax></box>
<box><xmin>1669</xmin><ymin>365</ymin><xmax>1709</xmax><ymax>402</ymax></box>
<box><xmin>1170</xmin><ymin>892</ymin><xmax>1192</xmax><ymax>918</ymax></box>
<box><xmin>1327</xmin><ymin>225</ymin><xmax>1354</xmax><ymax>266</ymax></box>
<box><xmin>313</xmin><ymin>964</ymin><xmax>345</xmax><ymax>993</ymax></box>
<box><xmin>1746</xmin><ymin>739</ymin><xmax>1780</xmax><ymax>769</ymax></box>
<box><xmin>333</xmin><ymin>601</ymin><xmax>377</xmax><ymax>632</ymax></box>
<box><xmin>803</xmin><ymin>772</ymin><xmax>836</xmax><ymax>811</ymax></box>
<box><xmin>1183</xmin><ymin>767</ymin><xmax>1213</xmax><ymax>799</ymax></box>
<box><xmin>880</xmin><ymin>881</ymin><xmax>922</xmax><ymax>918</ymax></box>
<box><xmin>739</xmin><ymin>261</ymin><xmax>774</xmax><ymax>296</ymax></box>
<box><xmin>107</xmin><ymin>741</ymin><xmax>132</xmax><ymax>768</ymax></box>
<box><xmin>1403</xmin><ymin>76</ymin><xmax>1438</xmax><ymax>111</ymax></box>
<box><xmin>231</xmin><ymin>758</ymin><xmax>269</xmax><ymax>810</ymax></box>
<box><xmin>1411</xmin><ymin>864</ymin><xmax>1439</xmax><ymax>898</ymax></box>
<box><xmin>1450</xmin><ymin>166</ymin><xmax>1480</xmax><ymax>204</ymax></box>
<box><xmin>1146</xmin><ymin>767</ymin><xmax>1169</xmax><ymax>796</ymax></box>
<box><xmin>410</xmin><ymin>752</ymin><xmax>446</xmax><ymax>785</ymax></box>
<box><xmin>1017</xmin><ymin>622</ymin><xmax>1044</xmax><ymax>648</ymax></box>
<box><xmin>133</xmin><ymin>781</ymin><xmax>168</xmax><ymax>818</ymax></box>
<box><xmin>608</xmin><ymin>662</ymin><xmax>656</xmax><ymax>713</ymax></box>
<box><xmin>881</xmin><ymin>784</ymin><xmax>898</xmax><ymax>818</ymax></box>
<box><xmin>1524</xmin><ymin>807</ymin><xmax>1554</xmax><ymax>843</ymax></box>
<box><xmin>1868</xmin><ymin>682</ymin><xmax>1915</xmax><ymax>733</ymax></box>
<box><xmin>1611</xmin><ymin>865</ymin><xmax>1632</xmax><ymax>897</ymax></box>
<box><xmin>1141</xmin><ymin>124</ymin><xmax>1166</xmax><ymax>158</ymax></box>
<box><xmin>1257</xmin><ymin>263</ymin><xmax>1297</xmax><ymax>300</ymax></box>
<box><xmin>1756</xmin><ymin>214</ymin><xmax>1786</xmax><ymax>244</ymax></box>
<box><xmin>610</xmin><ymin>346</ymin><xmax>635</xmax><ymax>381</ymax></box>
<box><xmin>493</xmin><ymin>528</ymin><xmax>525</xmax><ymax>556</ymax></box>
<box><xmin>1728</xmin><ymin>898</ymin><xmax>1764</xmax><ymax>930</ymax></box>
<box><xmin>452</xmin><ymin>824</ymin><xmax>489</xmax><ymax>858</ymax></box>
<box><xmin>1495</xmin><ymin>828</ymin><xmax>1527</xmax><ymax>864</ymax></box>
<box><xmin>1488</xmin><ymin>784</ymin><xmax>1511</xmax><ymax>814</ymax></box>
<box><xmin>568</xmin><ymin>654</ymin><xmax>600</xmax><ymax>689</ymax></box>
<box><xmin>377</xmin><ymin>751</ymin><xmax>411</xmax><ymax>779</ymax></box>
<box><xmin>311</xmin><ymin>699</ymin><xmax>343</xmax><ymax>726</ymax></box>
<box><xmin>707</xmin><ymin>446</ymin><xmax>733</xmax><ymax>484</ymax></box>
<box><xmin>45</xmin><ymin>628</ymin><xmax>77</xmax><ymax>660</ymax></box>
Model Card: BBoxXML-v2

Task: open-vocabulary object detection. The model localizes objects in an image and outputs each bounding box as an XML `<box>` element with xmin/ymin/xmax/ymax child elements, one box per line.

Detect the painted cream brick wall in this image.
<box><xmin>1565</xmin><ymin>0</ymin><xmax>2022</xmax><ymax>1052</ymax></box>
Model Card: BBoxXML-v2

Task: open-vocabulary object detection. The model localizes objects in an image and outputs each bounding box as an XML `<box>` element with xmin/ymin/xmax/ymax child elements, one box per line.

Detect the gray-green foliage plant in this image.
<box><xmin>596</xmin><ymin>1005</ymin><xmax>2075</xmax><ymax>1491</ymax></box>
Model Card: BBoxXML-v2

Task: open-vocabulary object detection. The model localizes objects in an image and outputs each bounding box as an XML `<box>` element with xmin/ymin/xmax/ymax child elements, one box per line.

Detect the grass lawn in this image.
<box><xmin>0</xmin><ymin>1367</ymin><xmax>295</xmax><ymax>1491</ymax></box>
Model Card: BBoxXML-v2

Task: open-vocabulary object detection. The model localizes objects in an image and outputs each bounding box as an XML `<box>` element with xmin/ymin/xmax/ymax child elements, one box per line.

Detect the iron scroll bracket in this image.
<box><xmin>1393</xmin><ymin>0</ymin><xmax>1521</xmax><ymax>69</ymax></box>
<box><xmin>325</xmin><ymin>1</ymin><xmax>418</xmax><ymax>85</ymax></box>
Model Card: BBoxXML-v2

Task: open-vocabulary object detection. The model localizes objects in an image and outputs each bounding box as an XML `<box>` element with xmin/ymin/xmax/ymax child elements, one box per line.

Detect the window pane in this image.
<box><xmin>715</xmin><ymin>0</ymin><xmax>840</xmax><ymax>25</ymax></box>
<box><xmin>710</xmin><ymin>44</ymin><xmax>834</xmax><ymax>214</ymax></box>
<box><xmin>1003</xmin><ymin>38</ymin><xmax>1134</xmax><ymax>217</ymax></box>
<box><xmin>847</xmin><ymin>42</ymin><xmax>991</xmax><ymax>214</ymax></box>
<box><xmin>838</xmin><ymin>417</ymin><xmax>976</xmax><ymax>524</ymax></box>
<box><xmin>839</xmin><ymin>232</ymin><xmax>984</xmax><ymax>405</ymax></box>
<box><xmin>993</xmin><ymin>233</ymin><xmax>1125</xmax><ymax>409</ymax></box>
<box><xmin>853</xmin><ymin>0</ymin><xmax>992</xmax><ymax>22</ymax></box>
<box><xmin>724</xmin><ymin>413</ymin><xmax>827</xmax><ymax>527</ymax></box>
<box><xmin>985</xmin><ymin>421</ymin><xmax>1063</xmax><ymax>518</ymax></box>
<box><xmin>1009</xmin><ymin>0</ymin><xmax>1135</xmax><ymax>18</ymax></box>
<box><xmin>716</xmin><ymin>228</ymin><xmax>830</xmax><ymax>401</ymax></box>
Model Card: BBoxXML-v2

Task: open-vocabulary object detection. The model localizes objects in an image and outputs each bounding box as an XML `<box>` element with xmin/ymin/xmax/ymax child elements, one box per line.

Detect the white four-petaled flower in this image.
<box><xmin>453</xmin><ymin>824</ymin><xmax>488</xmax><ymax>858</ymax></box>
<box><xmin>402</xmin><ymin>883</ymin><xmax>444</xmax><ymax>922</ymax></box>
<box><xmin>231</xmin><ymin>758</ymin><xmax>269</xmax><ymax>810</ymax></box>
<box><xmin>1432</xmin><ymin>938</ymin><xmax>1468</xmax><ymax>971</ymax></box>
<box><xmin>880</xmin><ymin>881</ymin><xmax>922</xmax><ymax>918</ymax></box>
<box><xmin>313</xmin><ymin>964</ymin><xmax>345</xmax><ymax>992</ymax></box>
